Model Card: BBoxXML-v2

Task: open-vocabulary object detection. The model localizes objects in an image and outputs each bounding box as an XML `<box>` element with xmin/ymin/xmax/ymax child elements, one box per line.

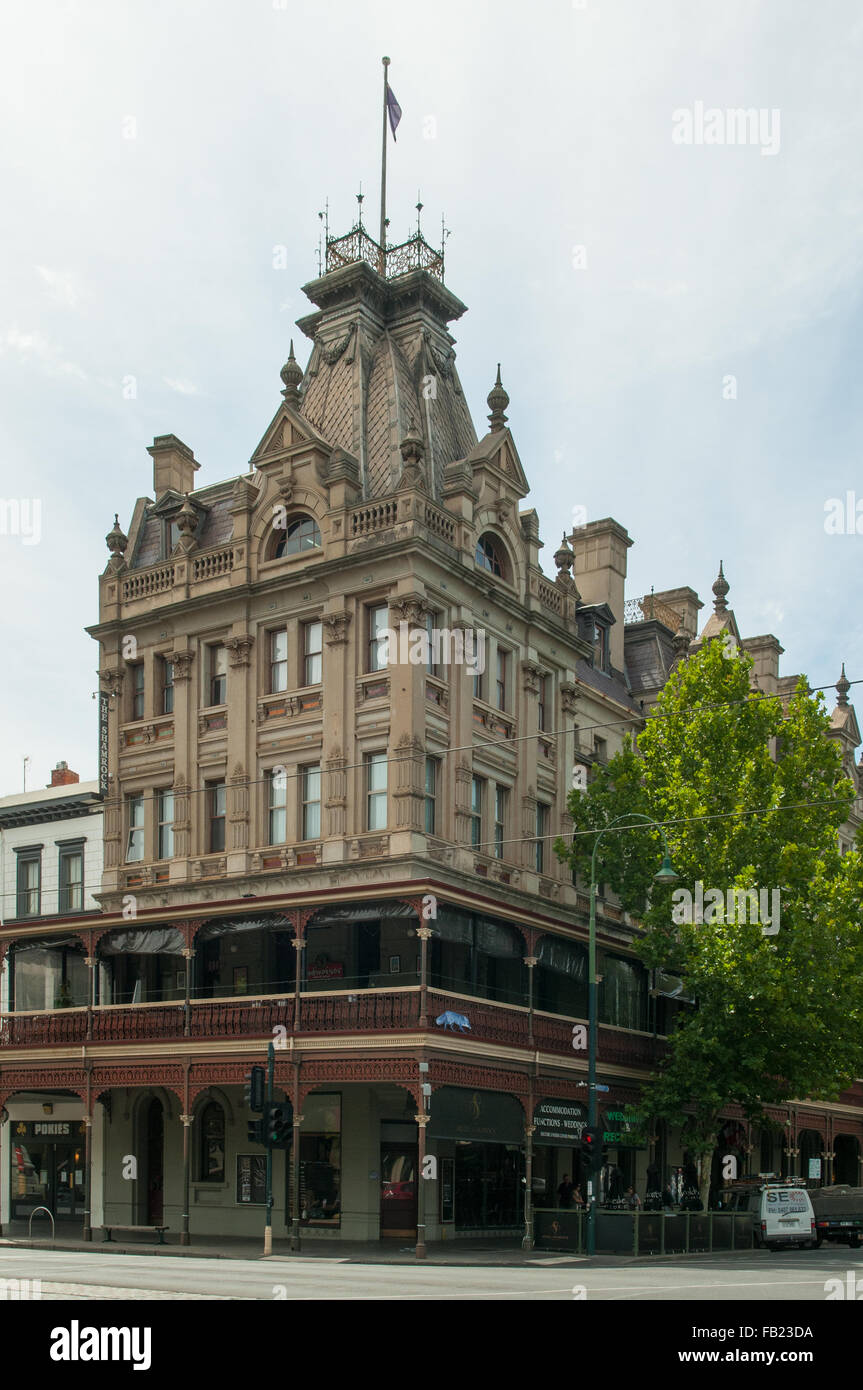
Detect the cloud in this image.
<box><xmin>0</xmin><ymin>327</ymin><xmax>87</xmax><ymax>379</ymax></box>
<box><xmin>35</xmin><ymin>265</ymin><xmax>82</xmax><ymax>308</ymax></box>
<box><xmin>163</xmin><ymin>377</ymin><xmax>200</xmax><ymax>395</ymax></box>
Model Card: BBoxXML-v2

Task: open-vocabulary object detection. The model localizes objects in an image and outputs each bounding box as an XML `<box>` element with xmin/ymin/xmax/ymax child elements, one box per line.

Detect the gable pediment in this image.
<box><xmin>250</xmin><ymin>401</ymin><xmax>331</xmax><ymax>467</ymax></box>
<box><xmin>466</xmin><ymin>428</ymin><xmax>530</xmax><ymax>497</ymax></box>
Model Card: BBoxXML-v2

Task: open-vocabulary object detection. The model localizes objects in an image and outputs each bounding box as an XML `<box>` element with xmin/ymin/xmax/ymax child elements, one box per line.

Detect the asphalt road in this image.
<box><xmin>1</xmin><ymin>1244</ymin><xmax>861</xmax><ymax>1300</ymax></box>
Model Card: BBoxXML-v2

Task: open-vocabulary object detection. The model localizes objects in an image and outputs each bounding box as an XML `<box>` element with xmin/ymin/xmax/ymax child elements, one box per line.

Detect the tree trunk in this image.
<box><xmin>699</xmin><ymin>1149</ymin><xmax>714</xmax><ymax>1211</ymax></box>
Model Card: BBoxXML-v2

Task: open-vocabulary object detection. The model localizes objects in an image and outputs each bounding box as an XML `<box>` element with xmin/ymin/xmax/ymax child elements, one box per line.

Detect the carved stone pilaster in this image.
<box><xmin>103</xmin><ymin>796</ymin><xmax>123</xmax><ymax>869</ymax></box>
<box><xmin>227</xmin><ymin>635</ymin><xmax>254</xmax><ymax>668</ymax></box>
<box><xmin>173</xmin><ymin>775</ymin><xmax>191</xmax><ymax>858</ymax></box>
<box><xmin>521</xmin><ymin>660</ymin><xmax>543</xmax><ymax>695</ymax></box>
<box><xmin>229</xmin><ymin>763</ymin><xmax>249</xmax><ymax>849</ymax></box>
<box><xmin>391</xmin><ymin>596</ymin><xmax>431</xmax><ymax>631</ymax></box>
<box><xmin>392</xmin><ymin>734</ymin><xmax>426</xmax><ymax>829</ymax></box>
<box><xmin>560</xmin><ymin>681</ymin><xmax>579</xmax><ymax>715</ymax></box>
<box><xmin>100</xmin><ymin>667</ymin><xmax>124</xmax><ymax>698</ymax></box>
<box><xmin>325</xmin><ymin>747</ymin><xmax>347</xmax><ymax>837</ymax></box>
<box><xmin>323</xmin><ymin>611</ymin><xmax>352</xmax><ymax>646</ymax></box>
<box><xmin>172</xmin><ymin>650</ymin><xmax>195</xmax><ymax>682</ymax></box>
<box><xmin>454</xmin><ymin>758</ymin><xmax>474</xmax><ymax>845</ymax></box>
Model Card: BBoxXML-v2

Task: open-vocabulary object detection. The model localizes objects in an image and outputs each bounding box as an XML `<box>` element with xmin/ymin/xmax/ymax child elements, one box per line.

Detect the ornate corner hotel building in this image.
<box><xmin>1</xmin><ymin>217</ymin><xmax>862</xmax><ymax>1247</ymax></box>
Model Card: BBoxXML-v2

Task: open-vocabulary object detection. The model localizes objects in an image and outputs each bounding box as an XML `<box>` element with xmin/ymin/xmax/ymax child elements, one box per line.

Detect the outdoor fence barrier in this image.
<box><xmin>533</xmin><ymin>1208</ymin><xmax>755</xmax><ymax>1255</ymax></box>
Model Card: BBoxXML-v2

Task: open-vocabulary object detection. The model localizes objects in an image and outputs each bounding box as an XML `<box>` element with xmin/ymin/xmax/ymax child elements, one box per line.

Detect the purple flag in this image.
<box><xmin>386</xmin><ymin>83</ymin><xmax>402</xmax><ymax>140</ymax></box>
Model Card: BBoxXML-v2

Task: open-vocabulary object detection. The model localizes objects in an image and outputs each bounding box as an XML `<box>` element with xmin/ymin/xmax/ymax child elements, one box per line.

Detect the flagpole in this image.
<box><xmin>379</xmin><ymin>55</ymin><xmax>390</xmax><ymax>269</ymax></box>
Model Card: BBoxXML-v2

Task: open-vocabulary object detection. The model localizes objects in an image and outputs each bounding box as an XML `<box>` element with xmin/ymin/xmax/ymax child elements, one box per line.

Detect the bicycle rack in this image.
<box><xmin>27</xmin><ymin>1206</ymin><xmax>55</xmax><ymax>1243</ymax></box>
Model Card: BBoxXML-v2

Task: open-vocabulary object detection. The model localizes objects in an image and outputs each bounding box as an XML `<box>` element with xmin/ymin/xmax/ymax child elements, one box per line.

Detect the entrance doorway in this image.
<box><xmin>10</xmin><ymin>1137</ymin><xmax>85</xmax><ymax>1221</ymax></box>
<box><xmin>380</xmin><ymin>1144</ymin><xmax>417</xmax><ymax>1237</ymax></box>
<box><xmin>143</xmin><ymin>1098</ymin><xmax>164</xmax><ymax>1224</ymax></box>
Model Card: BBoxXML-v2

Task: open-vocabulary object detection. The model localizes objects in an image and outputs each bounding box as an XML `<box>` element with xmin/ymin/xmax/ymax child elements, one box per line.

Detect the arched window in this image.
<box><xmin>198</xmin><ymin>1101</ymin><xmax>226</xmax><ymax>1182</ymax></box>
<box><xmin>475</xmin><ymin>532</ymin><xmax>505</xmax><ymax>578</ymax></box>
<box><xmin>274</xmin><ymin>515</ymin><xmax>321</xmax><ymax>559</ymax></box>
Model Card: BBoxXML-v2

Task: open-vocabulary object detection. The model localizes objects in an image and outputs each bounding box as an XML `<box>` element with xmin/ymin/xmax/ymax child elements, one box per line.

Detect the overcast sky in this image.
<box><xmin>0</xmin><ymin>0</ymin><xmax>861</xmax><ymax>791</ymax></box>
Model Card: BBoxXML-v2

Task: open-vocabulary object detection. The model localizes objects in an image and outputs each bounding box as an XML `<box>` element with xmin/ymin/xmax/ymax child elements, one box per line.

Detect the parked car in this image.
<box><xmin>809</xmin><ymin>1185</ymin><xmax>863</xmax><ymax>1248</ymax></box>
<box><xmin>724</xmin><ymin>1178</ymin><xmax>816</xmax><ymax>1250</ymax></box>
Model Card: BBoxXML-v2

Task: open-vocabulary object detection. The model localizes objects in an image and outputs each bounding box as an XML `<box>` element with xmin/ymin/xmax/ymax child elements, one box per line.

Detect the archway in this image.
<box><xmin>833</xmin><ymin>1134</ymin><xmax>860</xmax><ymax>1186</ymax></box>
<box><xmin>140</xmin><ymin>1096</ymin><xmax>165</xmax><ymax>1224</ymax></box>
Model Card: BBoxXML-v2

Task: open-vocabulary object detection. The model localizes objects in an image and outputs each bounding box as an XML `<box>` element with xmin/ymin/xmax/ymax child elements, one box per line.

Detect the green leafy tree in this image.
<box><xmin>556</xmin><ymin>638</ymin><xmax>863</xmax><ymax>1206</ymax></box>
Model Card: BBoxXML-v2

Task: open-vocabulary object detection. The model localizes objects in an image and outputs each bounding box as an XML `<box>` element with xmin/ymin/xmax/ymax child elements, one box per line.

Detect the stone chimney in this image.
<box><xmin>147</xmin><ymin>435</ymin><xmax>199</xmax><ymax>498</ymax></box>
<box><xmin>49</xmin><ymin>761</ymin><xmax>79</xmax><ymax>787</ymax></box>
<box><xmin>568</xmin><ymin>519</ymin><xmax>632</xmax><ymax>671</ymax></box>
<box><xmin>649</xmin><ymin>586</ymin><xmax>703</xmax><ymax>637</ymax></box>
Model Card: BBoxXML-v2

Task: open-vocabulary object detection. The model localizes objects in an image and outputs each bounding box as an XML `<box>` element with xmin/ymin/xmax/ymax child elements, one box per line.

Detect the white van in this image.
<box><xmin>727</xmin><ymin>1179</ymin><xmax>816</xmax><ymax>1250</ymax></box>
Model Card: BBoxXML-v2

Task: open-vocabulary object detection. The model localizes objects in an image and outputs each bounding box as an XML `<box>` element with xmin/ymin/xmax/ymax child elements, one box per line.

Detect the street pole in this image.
<box><xmin>584</xmin><ymin>813</ymin><xmax>677</xmax><ymax>1259</ymax></box>
<box><xmin>379</xmin><ymin>56</ymin><xmax>390</xmax><ymax>262</ymax></box>
<box><xmin>264</xmin><ymin>1040</ymin><xmax>274</xmax><ymax>1256</ymax></box>
<box><xmin>587</xmin><ymin>868</ymin><xmax>598</xmax><ymax>1256</ymax></box>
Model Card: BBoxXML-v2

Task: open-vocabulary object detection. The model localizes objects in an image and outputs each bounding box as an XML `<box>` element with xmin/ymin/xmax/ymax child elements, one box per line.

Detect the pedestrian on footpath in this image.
<box><xmin>557</xmin><ymin>1174</ymin><xmax>575</xmax><ymax>1208</ymax></box>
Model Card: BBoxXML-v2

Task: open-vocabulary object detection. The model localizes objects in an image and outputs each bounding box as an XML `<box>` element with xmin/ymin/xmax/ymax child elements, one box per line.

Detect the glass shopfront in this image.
<box><xmin>428</xmin><ymin>1087</ymin><xmax>525</xmax><ymax>1230</ymax></box>
<box><xmin>287</xmin><ymin>1093</ymin><xmax>342</xmax><ymax>1225</ymax></box>
<box><xmin>453</xmin><ymin>1142</ymin><xmax>522</xmax><ymax>1229</ymax></box>
<box><xmin>9</xmin><ymin>1121</ymin><xmax>86</xmax><ymax>1221</ymax></box>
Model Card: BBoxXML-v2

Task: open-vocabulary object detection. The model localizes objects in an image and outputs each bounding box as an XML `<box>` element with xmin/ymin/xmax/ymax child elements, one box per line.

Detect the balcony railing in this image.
<box><xmin>624</xmin><ymin>594</ymin><xmax>682</xmax><ymax>631</ymax></box>
<box><xmin>325</xmin><ymin>225</ymin><xmax>445</xmax><ymax>282</ymax></box>
<box><xmin>0</xmin><ymin>989</ymin><xmax>667</xmax><ymax>1067</ymax></box>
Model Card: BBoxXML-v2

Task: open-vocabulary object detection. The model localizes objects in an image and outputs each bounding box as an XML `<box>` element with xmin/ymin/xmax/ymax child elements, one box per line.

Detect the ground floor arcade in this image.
<box><xmin>2</xmin><ymin>1058</ymin><xmax>861</xmax><ymax>1247</ymax></box>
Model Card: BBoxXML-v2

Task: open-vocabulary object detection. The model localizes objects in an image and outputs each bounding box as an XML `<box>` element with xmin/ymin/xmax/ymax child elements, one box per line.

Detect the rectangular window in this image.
<box><xmin>473</xmin><ymin>668</ymin><xmax>485</xmax><ymax>703</ymax></box>
<box><xmin>125</xmin><ymin>794</ymin><xmax>145</xmax><ymax>863</ymax></box>
<box><xmin>208</xmin><ymin>645</ymin><xmax>227</xmax><ymax>707</ymax></box>
<box><xmin>470</xmin><ymin>776</ymin><xmax>483</xmax><ymax>849</ymax></box>
<box><xmin>494</xmin><ymin>784</ymin><xmax>508</xmax><ymax>859</ymax></box>
<box><xmin>58</xmin><ymin>847</ymin><xmax>84</xmax><ymax>912</ymax></box>
<box><xmin>267</xmin><ymin>768</ymin><xmax>287</xmax><ymax>845</ymax></box>
<box><xmin>161</xmin><ymin>658</ymin><xmax>174</xmax><ymax>715</ymax></box>
<box><xmin>535</xmin><ymin>803</ymin><xmax>548</xmax><ymax>874</ymax></box>
<box><xmin>425</xmin><ymin>611</ymin><xmax>437</xmax><ymax>677</ymax></box>
<box><xmin>425</xmin><ymin>757</ymin><xmax>438</xmax><ymax>835</ymax></box>
<box><xmin>207</xmin><ymin>781</ymin><xmax>226</xmax><ymax>853</ymax></box>
<box><xmin>538</xmin><ymin>674</ymin><xmax>549</xmax><ymax>732</ymax></box>
<box><xmin>365</xmin><ymin>752</ymin><xmax>387</xmax><ymax>831</ymax></box>
<box><xmin>367</xmin><ymin>605</ymin><xmax>389</xmax><ymax>673</ymax></box>
<box><xmin>595</xmin><ymin>625</ymin><xmax>608</xmax><ymax>670</ymax></box>
<box><xmin>270</xmin><ymin>630</ymin><xmax>288</xmax><ymax>693</ymax></box>
<box><xmin>594</xmin><ymin>737</ymin><xmax>607</xmax><ymax>764</ymax></box>
<box><xmin>131</xmin><ymin>663</ymin><xmax>145</xmax><ymax>721</ymax></box>
<box><xmin>301</xmin><ymin>764</ymin><xmax>321</xmax><ymax>840</ymax></box>
<box><xmin>496</xmin><ymin>648</ymin><xmax>508</xmax><ymax>711</ymax></box>
<box><xmin>16</xmin><ymin>852</ymin><xmax>41</xmax><ymax>918</ymax></box>
<box><xmin>303</xmin><ymin>620</ymin><xmax>323</xmax><ymax>686</ymax></box>
<box><xmin>157</xmin><ymin>790</ymin><xmax>174</xmax><ymax>860</ymax></box>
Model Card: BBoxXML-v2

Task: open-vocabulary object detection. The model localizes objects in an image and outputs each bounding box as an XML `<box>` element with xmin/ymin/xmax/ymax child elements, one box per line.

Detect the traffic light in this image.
<box><xmin>264</xmin><ymin>1101</ymin><xmax>292</xmax><ymax>1149</ymax></box>
<box><xmin>247</xmin><ymin>1116</ymin><xmax>265</xmax><ymax>1145</ymax></box>
<box><xmin>580</xmin><ymin>1126</ymin><xmax>604</xmax><ymax>1168</ymax></box>
<box><xmin>244</xmin><ymin>1066</ymin><xmax>265</xmax><ymax>1113</ymax></box>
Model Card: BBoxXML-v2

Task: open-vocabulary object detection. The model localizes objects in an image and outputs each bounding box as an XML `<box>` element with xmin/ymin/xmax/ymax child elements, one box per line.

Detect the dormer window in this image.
<box><xmin>594</xmin><ymin>624</ymin><xmax>608</xmax><ymax>670</ymax></box>
<box><xmin>475</xmin><ymin>533</ymin><xmax>505</xmax><ymax>578</ymax></box>
<box><xmin>163</xmin><ymin>519</ymin><xmax>180</xmax><ymax>557</ymax></box>
<box><xmin>274</xmin><ymin>515</ymin><xmax>321</xmax><ymax>558</ymax></box>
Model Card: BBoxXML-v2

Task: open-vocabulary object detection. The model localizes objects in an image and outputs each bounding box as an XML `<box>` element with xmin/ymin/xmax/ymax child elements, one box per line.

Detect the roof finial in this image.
<box><xmin>487</xmin><ymin>363</ymin><xmax>509</xmax><ymax>433</ymax></box>
<box><xmin>280</xmin><ymin>339</ymin><xmax>303</xmax><ymax>403</ymax></box>
<box><xmin>837</xmin><ymin>662</ymin><xmax>850</xmax><ymax>707</ymax></box>
<box><xmin>713</xmin><ymin>560</ymin><xmax>729</xmax><ymax>614</ymax></box>
<box><xmin>106</xmin><ymin>513</ymin><xmax>128</xmax><ymax>558</ymax></box>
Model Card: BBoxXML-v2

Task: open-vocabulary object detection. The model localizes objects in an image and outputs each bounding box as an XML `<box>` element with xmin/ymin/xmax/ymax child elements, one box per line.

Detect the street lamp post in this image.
<box><xmin>586</xmin><ymin>814</ymin><xmax>678</xmax><ymax>1257</ymax></box>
